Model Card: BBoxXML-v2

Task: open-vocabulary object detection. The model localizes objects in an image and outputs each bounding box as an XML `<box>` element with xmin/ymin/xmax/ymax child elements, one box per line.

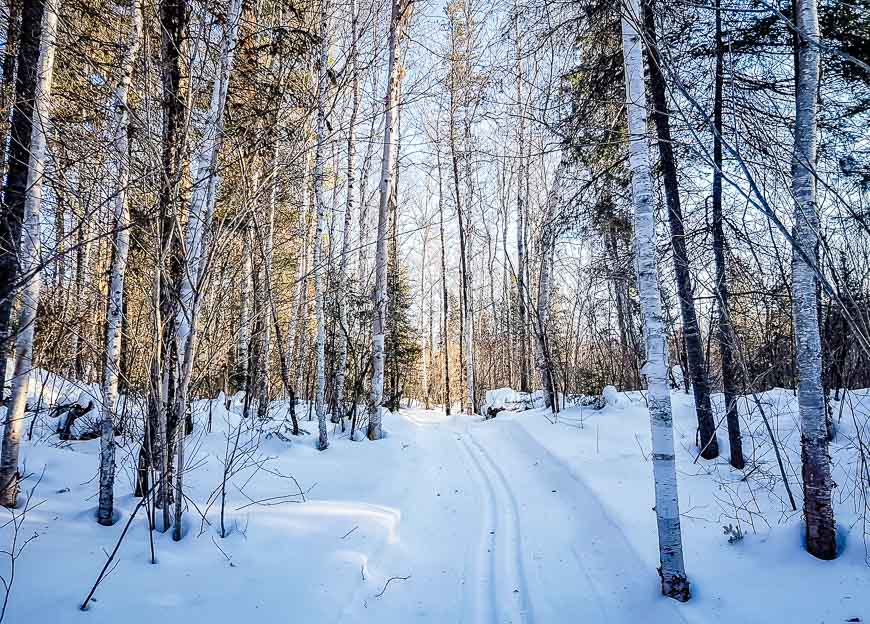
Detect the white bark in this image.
<box><xmin>367</xmin><ymin>0</ymin><xmax>414</xmax><ymax>440</ymax></box>
<box><xmin>331</xmin><ymin>0</ymin><xmax>359</xmax><ymax>425</ymax></box>
<box><xmin>176</xmin><ymin>0</ymin><xmax>243</xmax><ymax>356</ymax></box>
<box><xmin>173</xmin><ymin>0</ymin><xmax>244</xmax><ymax>539</ymax></box>
<box><xmin>97</xmin><ymin>0</ymin><xmax>143</xmax><ymax>527</ymax></box>
<box><xmin>535</xmin><ymin>159</ymin><xmax>566</xmax><ymax>412</ymax></box>
<box><xmin>514</xmin><ymin>15</ymin><xmax>529</xmax><ymax>394</ymax></box>
<box><xmin>0</xmin><ymin>0</ymin><xmax>59</xmax><ymax>508</ymax></box>
<box><xmin>237</xmin><ymin>221</ymin><xmax>253</xmax><ymax>387</ymax></box>
<box><xmin>620</xmin><ymin>0</ymin><xmax>690</xmax><ymax>600</ymax></box>
<box><xmin>286</xmin><ymin>152</ymin><xmax>310</xmax><ymax>376</ymax></box>
<box><xmin>313</xmin><ymin>0</ymin><xmax>330</xmax><ymax>450</ymax></box>
<box><xmin>792</xmin><ymin>0</ymin><xmax>836</xmax><ymax>560</ymax></box>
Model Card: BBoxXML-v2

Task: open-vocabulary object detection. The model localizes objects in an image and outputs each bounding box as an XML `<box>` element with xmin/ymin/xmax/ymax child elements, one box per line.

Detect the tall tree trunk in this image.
<box><xmin>641</xmin><ymin>0</ymin><xmax>718</xmax><ymax>460</ymax></box>
<box><xmin>514</xmin><ymin>15</ymin><xmax>529</xmax><ymax>394</ymax></box>
<box><xmin>152</xmin><ymin>0</ymin><xmax>189</xmax><ymax>526</ymax></box>
<box><xmin>0</xmin><ymin>0</ymin><xmax>22</xmax><ymax>178</ymax></box>
<box><xmin>0</xmin><ymin>0</ymin><xmax>58</xmax><ymax>508</ymax></box>
<box><xmin>367</xmin><ymin>0</ymin><xmax>414</xmax><ymax>440</ymax></box>
<box><xmin>535</xmin><ymin>160</ymin><xmax>566</xmax><ymax>412</ymax></box>
<box><xmin>235</xmin><ymin>222</ymin><xmax>252</xmax><ymax>391</ymax></box>
<box><xmin>709</xmin><ymin>0</ymin><xmax>744</xmax><ymax>469</ymax></box>
<box><xmin>330</xmin><ymin>0</ymin><xmax>359</xmax><ymax>425</ymax></box>
<box><xmin>97</xmin><ymin>0</ymin><xmax>143</xmax><ymax>527</ymax></box>
<box><xmin>792</xmin><ymin>0</ymin><xmax>836</xmax><ymax>561</ymax></box>
<box><xmin>0</xmin><ymin>0</ymin><xmax>44</xmax><ymax>401</ymax></box>
<box><xmin>313</xmin><ymin>0</ymin><xmax>331</xmax><ymax>449</ymax></box>
<box><xmin>436</xmin><ymin>146</ymin><xmax>450</xmax><ymax>415</ymax></box>
<box><xmin>620</xmin><ymin>0</ymin><xmax>690</xmax><ymax>600</ymax></box>
<box><xmin>420</xmin><ymin>224</ymin><xmax>430</xmax><ymax>409</ymax></box>
<box><xmin>172</xmin><ymin>0</ymin><xmax>243</xmax><ymax>539</ymax></box>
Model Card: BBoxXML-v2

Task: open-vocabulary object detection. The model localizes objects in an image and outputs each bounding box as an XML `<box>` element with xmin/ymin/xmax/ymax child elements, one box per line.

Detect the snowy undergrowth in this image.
<box><xmin>505</xmin><ymin>387</ymin><xmax>870</xmax><ymax>623</ymax></box>
<box><xmin>0</xmin><ymin>380</ymin><xmax>427</xmax><ymax>623</ymax></box>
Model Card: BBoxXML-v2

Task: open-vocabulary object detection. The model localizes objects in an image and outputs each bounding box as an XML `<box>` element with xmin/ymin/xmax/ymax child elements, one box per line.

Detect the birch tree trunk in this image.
<box><xmin>367</xmin><ymin>0</ymin><xmax>414</xmax><ymax>440</ymax></box>
<box><xmin>236</xmin><ymin>223</ymin><xmax>252</xmax><ymax>390</ymax></box>
<box><xmin>791</xmin><ymin>0</ymin><xmax>836</xmax><ymax>560</ymax></box>
<box><xmin>97</xmin><ymin>0</ymin><xmax>143</xmax><ymax>527</ymax></box>
<box><xmin>420</xmin><ymin>224</ymin><xmax>430</xmax><ymax>409</ymax></box>
<box><xmin>171</xmin><ymin>0</ymin><xmax>243</xmax><ymax>539</ymax></box>
<box><xmin>535</xmin><ymin>159</ymin><xmax>566</xmax><ymax>412</ymax></box>
<box><xmin>514</xmin><ymin>16</ymin><xmax>530</xmax><ymax>395</ymax></box>
<box><xmin>640</xmin><ymin>0</ymin><xmax>718</xmax><ymax>460</ymax></box>
<box><xmin>313</xmin><ymin>0</ymin><xmax>330</xmax><ymax>450</ymax></box>
<box><xmin>0</xmin><ymin>0</ymin><xmax>59</xmax><ymax>508</ymax></box>
<box><xmin>286</xmin><ymin>151</ymin><xmax>310</xmax><ymax>374</ymax></box>
<box><xmin>436</xmin><ymin>146</ymin><xmax>451</xmax><ymax>415</ymax></box>
<box><xmin>620</xmin><ymin>0</ymin><xmax>690</xmax><ymax>600</ymax></box>
<box><xmin>331</xmin><ymin>0</ymin><xmax>359</xmax><ymax>425</ymax></box>
<box><xmin>0</xmin><ymin>0</ymin><xmax>44</xmax><ymax>402</ymax></box>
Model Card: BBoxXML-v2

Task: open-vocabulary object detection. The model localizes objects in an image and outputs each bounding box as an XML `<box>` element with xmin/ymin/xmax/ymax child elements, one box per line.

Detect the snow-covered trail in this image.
<box><xmin>345</xmin><ymin>408</ymin><xmax>688</xmax><ymax>623</ymax></box>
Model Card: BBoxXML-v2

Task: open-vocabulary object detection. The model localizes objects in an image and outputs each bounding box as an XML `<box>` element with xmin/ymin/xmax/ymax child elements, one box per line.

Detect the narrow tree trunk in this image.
<box><xmin>97</xmin><ymin>0</ymin><xmax>143</xmax><ymax>527</ymax></box>
<box><xmin>0</xmin><ymin>0</ymin><xmax>59</xmax><ymax>508</ymax></box>
<box><xmin>0</xmin><ymin>0</ymin><xmax>44</xmax><ymax>401</ymax></box>
<box><xmin>330</xmin><ymin>0</ymin><xmax>359</xmax><ymax>425</ymax></box>
<box><xmin>312</xmin><ymin>0</ymin><xmax>331</xmax><ymax>449</ymax></box>
<box><xmin>153</xmin><ymin>0</ymin><xmax>189</xmax><ymax>524</ymax></box>
<box><xmin>436</xmin><ymin>147</ymin><xmax>451</xmax><ymax>415</ymax></box>
<box><xmin>514</xmin><ymin>17</ymin><xmax>529</xmax><ymax>395</ymax></box>
<box><xmin>791</xmin><ymin>0</ymin><xmax>836</xmax><ymax>561</ymax></box>
<box><xmin>535</xmin><ymin>160</ymin><xmax>566</xmax><ymax>412</ymax></box>
<box><xmin>709</xmin><ymin>0</ymin><xmax>744</xmax><ymax>469</ymax></box>
<box><xmin>367</xmin><ymin>0</ymin><xmax>414</xmax><ymax>440</ymax></box>
<box><xmin>641</xmin><ymin>0</ymin><xmax>718</xmax><ymax>460</ymax></box>
<box><xmin>172</xmin><ymin>0</ymin><xmax>243</xmax><ymax>538</ymax></box>
<box><xmin>620</xmin><ymin>0</ymin><xmax>690</xmax><ymax>600</ymax></box>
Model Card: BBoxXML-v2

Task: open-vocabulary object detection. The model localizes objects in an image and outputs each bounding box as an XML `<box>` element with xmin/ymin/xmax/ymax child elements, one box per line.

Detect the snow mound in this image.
<box><xmin>485</xmin><ymin>387</ymin><xmax>521</xmax><ymax>410</ymax></box>
<box><xmin>601</xmin><ymin>385</ymin><xmax>626</xmax><ymax>409</ymax></box>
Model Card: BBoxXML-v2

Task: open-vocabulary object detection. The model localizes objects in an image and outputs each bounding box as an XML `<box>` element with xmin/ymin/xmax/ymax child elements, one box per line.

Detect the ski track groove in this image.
<box><xmin>459</xmin><ymin>426</ymin><xmax>535</xmax><ymax>624</ymax></box>
<box><xmin>456</xmin><ymin>432</ymin><xmax>499</xmax><ymax>624</ymax></box>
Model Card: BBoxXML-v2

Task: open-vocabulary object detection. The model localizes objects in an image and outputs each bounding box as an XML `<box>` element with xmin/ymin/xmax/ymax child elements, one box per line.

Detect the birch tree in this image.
<box><xmin>535</xmin><ymin>159</ymin><xmax>567</xmax><ymax>413</ymax></box>
<box><xmin>640</xmin><ymin>0</ymin><xmax>718</xmax><ymax>460</ymax></box>
<box><xmin>313</xmin><ymin>0</ymin><xmax>330</xmax><ymax>450</ymax></box>
<box><xmin>620</xmin><ymin>0</ymin><xmax>690</xmax><ymax>600</ymax></box>
<box><xmin>514</xmin><ymin>12</ymin><xmax>530</xmax><ymax>394</ymax></box>
<box><xmin>172</xmin><ymin>0</ymin><xmax>244</xmax><ymax>540</ymax></box>
<box><xmin>97</xmin><ymin>0</ymin><xmax>143</xmax><ymax>527</ymax></box>
<box><xmin>367</xmin><ymin>0</ymin><xmax>415</xmax><ymax>440</ymax></box>
<box><xmin>791</xmin><ymin>0</ymin><xmax>836</xmax><ymax>560</ymax></box>
<box><xmin>0</xmin><ymin>0</ymin><xmax>45</xmax><ymax>402</ymax></box>
<box><xmin>0</xmin><ymin>0</ymin><xmax>59</xmax><ymax>508</ymax></box>
<box><xmin>330</xmin><ymin>0</ymin><xmax>359</xmax><ymax>426</ymax></box>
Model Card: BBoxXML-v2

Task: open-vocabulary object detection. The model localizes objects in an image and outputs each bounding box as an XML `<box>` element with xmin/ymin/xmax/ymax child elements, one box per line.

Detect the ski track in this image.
<box><xmin>457</xmin><ymin>427</ymin><xmax>533</xmax><ymax>624</ymax></box>
<box><xmin>466</xmin><ymin>428</ymin><xmax>535</xmax><ymax>623</ymax></box>
<box><xmin>332</xmin><ymin>408</ymin><xmax>689</xmax><ymax>623</ymax></box>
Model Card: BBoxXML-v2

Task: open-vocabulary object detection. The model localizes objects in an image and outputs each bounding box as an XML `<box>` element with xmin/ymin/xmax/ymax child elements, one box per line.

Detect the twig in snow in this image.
<box><xmin>211</xmin><ymin>536</ymin><xmax>235</xmax><ymax>567</ymax></box>
<box><xmin>634</xmin><ymin>433</ymin><xmax>649</xmax><ymax>461</ymax></box>
<box><xmin>341</xmin><ymin>525</ymin><xmax>359</xmax><ymax>539</ymax></box>
<box><xmin>375</xmin><ymin>575</ymin><xmax>411</xmax><ymax>598</ymax></box>
<box><xmin>80</xmin><ymin>478</ymin><xmax>160</xmax><ymax>611</ymax></box>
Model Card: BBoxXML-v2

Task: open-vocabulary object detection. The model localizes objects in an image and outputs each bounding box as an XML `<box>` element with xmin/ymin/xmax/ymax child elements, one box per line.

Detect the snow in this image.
<box><xmin>2</xmin><ymin>371</ymin><xmax>868</xmax><ymax>623</ymax></box>
<box><xmin>601</xmin><ymin>384</ymin><xmax>626</xmax><ymax>408</ymax></box>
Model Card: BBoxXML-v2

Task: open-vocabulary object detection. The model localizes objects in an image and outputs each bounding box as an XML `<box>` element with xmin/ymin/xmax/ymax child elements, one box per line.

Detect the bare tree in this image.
<box><xmin>620</xmin><ymin>0</ymin><xmax>690</xmax><ymax>600</ymax></box>
<box><xmin>0</xmin><ymin>0</ymin><xmax>59</xmax><ymax>509</ymax></box>
<box><xmin>367</xmin><ymin>0</ymin><xmax>415</xmax><ymax>440</ymax></box>
<box><xmin>791</xmin><ymin>0</ymin><xmax>836</xmax><ymax>560</ymax></box>
<box><xmin>97</xmin><ymin>0</ymin><xmax>143</xmax><ymax>527</ymax></box>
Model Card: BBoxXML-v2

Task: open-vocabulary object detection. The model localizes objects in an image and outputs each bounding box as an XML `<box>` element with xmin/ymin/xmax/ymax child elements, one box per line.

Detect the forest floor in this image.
<box><xmin>4</xmin><ymin>377</ymin><xmax>870</xmax><ymax>623</ymax></box>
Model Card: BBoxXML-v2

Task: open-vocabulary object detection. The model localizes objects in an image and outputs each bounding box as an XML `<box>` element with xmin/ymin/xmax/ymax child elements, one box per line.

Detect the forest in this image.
<box><xmin>0</xmin><ymin>0</ymin><xmax>868</xmax><ymax>621</ymax></box>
